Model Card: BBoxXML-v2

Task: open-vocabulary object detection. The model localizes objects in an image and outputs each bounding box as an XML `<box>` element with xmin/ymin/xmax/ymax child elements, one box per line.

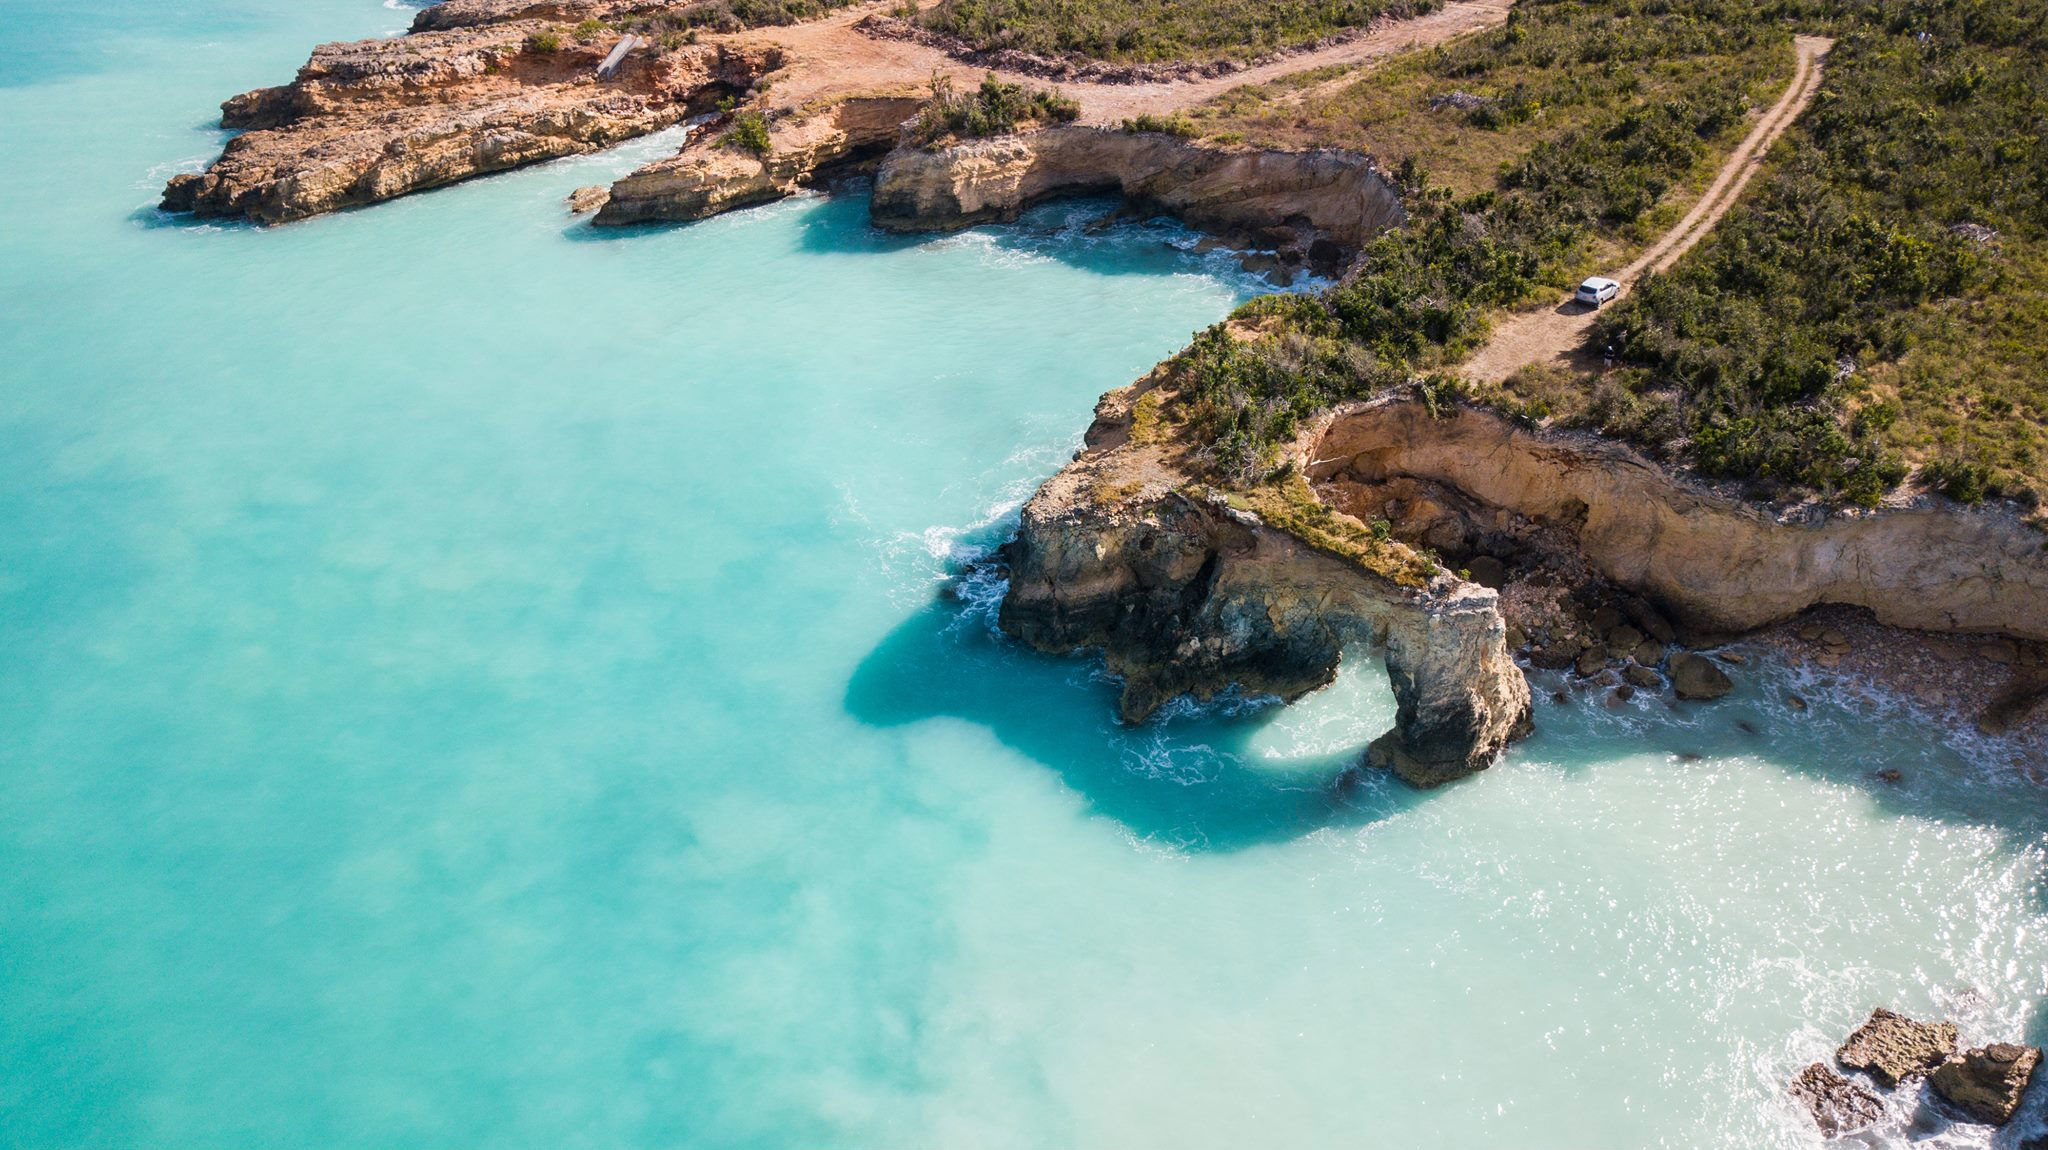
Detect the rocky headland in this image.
<box><xmin>992</xmin><ymin>369</ymin><xmax>1531</xmax><ymax>788</ymax></box>
<box><xmin>161</xmin><ymin>1</ymin><xmax>779</xmax><ymax>223</ymax></box>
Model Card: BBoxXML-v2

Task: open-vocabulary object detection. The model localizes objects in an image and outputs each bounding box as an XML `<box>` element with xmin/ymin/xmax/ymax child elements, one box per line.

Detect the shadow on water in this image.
<box><xmin>844</xmin><ymin>588</ymin><xmax>1429</xmax><ymax>853</ymax></box>
<box><xmin>789</xmin><ymin>182</ymin><xmax>1293</xmax><ymax>287</ymax></box>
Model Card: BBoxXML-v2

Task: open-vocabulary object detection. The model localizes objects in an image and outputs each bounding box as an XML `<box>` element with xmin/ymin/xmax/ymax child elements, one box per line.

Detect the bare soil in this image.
<box><xmin>724</xmin><ymin>0</ymin><xmax>1515</xmax><ymax>125</ymax></box>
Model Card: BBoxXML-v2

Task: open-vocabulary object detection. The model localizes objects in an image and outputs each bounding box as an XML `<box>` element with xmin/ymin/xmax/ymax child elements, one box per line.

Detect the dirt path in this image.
<box><xmin>726</xmin><ymin>0</ymin><xmax>1515</xmax><ymax>125</ymax></box>
<box><xmin>1461</xmin><ymin>34</ymin><xmax>1833</xmax><ymax>385</ymax></box>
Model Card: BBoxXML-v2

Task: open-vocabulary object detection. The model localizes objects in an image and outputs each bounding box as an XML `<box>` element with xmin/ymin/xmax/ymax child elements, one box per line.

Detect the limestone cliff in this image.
<box><xmin>161</xmin><ymin>19</ymin><xmax>777</xmax><ymax>224</ymax></box>
<box><xmin>1000</xmin><ymin>382</ymin><xmax>1532</xmax><ymax>788</ymax></box>
<box><xmin>870</xmin><ymin>125</ymin><xmax>1404</xmax><ymax>260</ymax></box>
<box><xmin>1308</xmin><ymin>398</ymin><xmax>2048</xmax><ymax>639</ymax></box>
<box><xmin>595</xmin><ymin>95</ymin><xmax>922</xmax><ymax>225</ymax></box>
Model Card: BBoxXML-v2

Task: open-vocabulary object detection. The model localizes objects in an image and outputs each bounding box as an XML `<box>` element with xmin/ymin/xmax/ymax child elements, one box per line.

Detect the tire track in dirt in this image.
<box><xmin>1461</xmin><ymin>34</ymin><xmax>1832</xmax><ymax>385</ymax></box>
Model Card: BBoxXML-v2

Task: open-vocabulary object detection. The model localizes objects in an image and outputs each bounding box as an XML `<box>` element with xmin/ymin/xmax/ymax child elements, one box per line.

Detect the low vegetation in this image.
<box><xmin>917</xmin><ymin>0</ymin><xmax>1440</xmax><ymax>63</ymax></box>
<box><xmin>1160</xmin><ymin>0</ymin><xmax>1792</xmax><ymax>482</ymax></box>
<box><xmin>1140</xmin><ymin>0</ymin><xmax>2048</xmax><ymax>511</ymax></box>
<box><xmin>610</xmin><ymin>0</ymin><xmax>859</xmax><ymax>37</ymax></box>
<box><xmin>723</xmin><ymin>110</ymin><xmax>774</xmax><ymax>156</ymax></box>
<box><xmin>1585</xmin><ymin>2</ymin><xmax>2048</xmax><ymax>505</ymax></box>
<box><xmin>1120</xmin><ymin>112</ymin><xmax>1198</xmax><ymax>137</ymax></box>
<box><xmin>911</xmin><ymin>72</ymin><xmax>1080</xmax><ymax>146</ymax></box>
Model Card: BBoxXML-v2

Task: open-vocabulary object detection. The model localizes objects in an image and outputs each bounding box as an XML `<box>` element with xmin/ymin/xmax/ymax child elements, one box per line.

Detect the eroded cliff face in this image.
<box><xmin>870</xmin><ymin>126</ymin><xmax>1404</xmax><ymax>259</ymax></box>
<box><xmin>595</xmin><ymin>95</ymin><xmax>922</xmax><ymax>225</ymax></box>
<box><xmin>1308</xmin><ymin>399</ymin><xmax>2048</xmax><ymax>640</ymax></box>
<box><xmin>161</xmin><ymin>17</ymin><xmax>777</xmax><ymax>224</ymax></box>
<box><xmin>1000</xmin><ymin>385</ymin><xmax>1532</xmax><ymax>788</ymax></box>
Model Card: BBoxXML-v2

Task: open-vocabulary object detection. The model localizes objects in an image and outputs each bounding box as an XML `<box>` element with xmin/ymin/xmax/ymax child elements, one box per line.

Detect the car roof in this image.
<box><xmin>1580</xmin><ymin>276</ymin><xmax>1619</xmax><ymax>289</ymax></box>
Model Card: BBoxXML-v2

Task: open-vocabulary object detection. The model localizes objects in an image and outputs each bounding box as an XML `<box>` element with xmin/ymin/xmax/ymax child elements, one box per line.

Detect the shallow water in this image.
<box><xmin>2</xmin><ymin>3</ymin><xmax>2045</xmax><ymax>1148</ymax></box>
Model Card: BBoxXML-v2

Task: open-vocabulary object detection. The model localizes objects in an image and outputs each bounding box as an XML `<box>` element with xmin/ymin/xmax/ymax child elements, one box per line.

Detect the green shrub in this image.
<box><xmin>724</xmin><ymin>110</ymin><xmax>773</xmax><ymax>156</ymax></box>
<box><xmin>572</xmin><ymin>17</ymin><xmax>609</xmax><ymax>41</ymax></box>
<box><xmin>912</xmin><ymin>72</ymin><xmax>1081</xmax><ymax>146</ymax></box>
<box><xmin>526</xmin><ymin>29</ymin><xmax>564</xmax><ymax>52</ymax></box>
<box><xmin>1121</xmin><ymin>113</ymin><xmax>1198</xmax><ymax>137</ymax></box>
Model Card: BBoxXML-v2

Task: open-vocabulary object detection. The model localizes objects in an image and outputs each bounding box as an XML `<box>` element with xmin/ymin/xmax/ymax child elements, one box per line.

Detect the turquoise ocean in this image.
<box><xmin>2</xmin><ymin>2</ymin><xmax>2045</xmax><ymax>1146</ymax></box>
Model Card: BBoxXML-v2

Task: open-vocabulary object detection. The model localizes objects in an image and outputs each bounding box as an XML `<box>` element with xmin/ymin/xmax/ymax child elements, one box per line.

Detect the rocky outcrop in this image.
<box><xmin>595</xmin><ymin>95</ymin><xmax>922</xmax><ymax>225</ymax></box>
<box><xmin>1836</xmin><ymin>1009</ymin><xmax>1959</xmax><ymax>1089</ymax></box>
<box><xmin>1931</xmin><ymin>1043</ymin><xmax>2041</xmax><ymax>1125</ymax></box>
<box><xmin>999</xmin><ymin>383</ymin><xmax>1531</xmax><ymax>788</ymax></box>
<box><xmin>870</xmin><ymin>126</ymin><xmax>1403</xmax><ymax>259</ymax></box>
<box><xmin>1308</xmin><ymin>398</ymin><xmax>2048</xmax><ymax>641</ymax></box>
<box><xmin>161</xmin><ymin>17</ymin><xmax>778</xmax><ymax>224</ymax></box>
<box><xmin>1669</xmin><ymin>652</ymin><xmax>1732</xmax><ymax>700</ymax></box>
<box><xmin>1789</xmin><ymin>1062</ymin><xmax>1885</xmax><ymax>1137</ymax></box>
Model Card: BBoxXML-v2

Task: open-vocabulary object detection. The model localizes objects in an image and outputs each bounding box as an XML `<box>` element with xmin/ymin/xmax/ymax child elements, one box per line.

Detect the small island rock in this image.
<box><xmin>1789</xmin><ymin>1062</ymin><xmax>1885</xmax><ymax>1136</ymax></box>
<box><xmin>1930</xmin><ymin>1043</ymin><xmax>2041</xmax><ymax>1125</ymax></box>
<box><xmin>1836</xmin><ymin>1008</ymin><xmax>1958</xmax><ymax>1088</ymax></box>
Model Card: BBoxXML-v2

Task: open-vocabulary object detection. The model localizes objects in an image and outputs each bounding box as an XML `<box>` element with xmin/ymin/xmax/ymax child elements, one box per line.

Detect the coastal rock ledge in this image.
<box><xmin>999</xmin><ymin>450</ymin><xmax>1532</xmax><ymax>788</ymax></box>
<box><xmin>871</xmin><ymin>125</ymin><xmax>1405</xmax><ymax>256</ymax></box>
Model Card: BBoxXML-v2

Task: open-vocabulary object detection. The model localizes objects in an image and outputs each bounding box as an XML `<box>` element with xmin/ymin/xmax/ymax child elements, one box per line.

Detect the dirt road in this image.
<box><xmin>1460</xmin><ymin>34</ymin><xmax>1833</xmax><ymax>385</ymax></box>
<box><xmin>727</xmin><ymin>0</ymin><xmax>1515</xmax><ymax>125</ymax></box>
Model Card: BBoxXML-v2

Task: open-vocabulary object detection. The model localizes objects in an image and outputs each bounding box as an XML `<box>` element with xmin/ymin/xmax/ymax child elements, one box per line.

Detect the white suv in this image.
<box><xmin>1576</xmin><ymin>276</ymin><xmax>1621</xmax><ymax>307</ymax></box>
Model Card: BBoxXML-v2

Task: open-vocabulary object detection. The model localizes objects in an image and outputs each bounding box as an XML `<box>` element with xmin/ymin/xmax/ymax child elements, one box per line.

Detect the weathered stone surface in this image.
<box><xmin>1670</xmin><ymin>652</ymin><xmax>1733</xmax><ymax>700</ymax></box>
<box><xmin>162</xmin><ymin>17</ymin><xmax>777</xmax><ymax>224</ymax></box>
<box><xmin>871</xmin><ymin>125</ymin><xmax>1404</xmax><ymax>256</ymax></box>
<box><xmin>1930</xmin><ymin>1043</ymin><xmax>2040</xmax><ymax>1125</ymax></box>
<box><xmin>567</xmin><ymin>184</ymin><xmax>611</xmax><ymax>212</ymax></box>
<box><xmin>1836</xmin><ymin>1008</ymin><xmax>1958</xmax><ymax>1088</ymax></box>
<box><xmin>1304</xmin><ymin>399</ymin><xmax>2048</xmax><ymax>643</ymax></box>
<box><xmin>1623</xmin><ymin>664</ymin><xmax>1662</xmax><ymax>689</ymax></box>
<box><xmin>1789</xmin><ymin>1062</ymin><xmax>1885</xmax><ymax>1136</ymax></box>
<box><xmin>1000</xmin><ymin>384</ymin><xmax>1530</xmax><ymax>789</ymax></box>
<box><xmin>597</xmin><ymin>95</ymin><xmax>922</xmax><ymax>225</ymax></box>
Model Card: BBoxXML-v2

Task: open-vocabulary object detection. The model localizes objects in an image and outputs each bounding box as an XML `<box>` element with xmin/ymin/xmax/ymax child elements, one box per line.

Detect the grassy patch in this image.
<box><xmin>1187</xmin><ymin>2</ymin><xmax>1790</xmax><ymax>202</ymax></box>
<box><xmin>1120</xmin><ymin>112</ymin><xmax>1199</xmax><ymax>137</ymax></box>
<box><xmin>917</xmin><ymin>0</ymin><xmax>1440</xmax><ymax>64</ymax></box>
<box><xmin>1231</xmin><ymin>473</ymin><xmax>1438</xmax><ymax>586</ymax></box>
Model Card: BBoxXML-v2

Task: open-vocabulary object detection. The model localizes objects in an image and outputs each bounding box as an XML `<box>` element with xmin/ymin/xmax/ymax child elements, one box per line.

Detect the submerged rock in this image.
<box><xmin>1930</xmin><ymin>1043</ymin><xmax>2041</xmax><ymax>1125</ymax></box>
<box><xmin>1836</xmin><ymin>1008</ymin><xmax>1958</xmax><ymax>1088</ymax></box>
<box><xmin>1670</xmin><ymin>652</ymin><xmax>1733</xmax><ymax>700</ymax></box>
<box><xmin>1789</xmin><ymin>1062</ymin><xmax>1885</xmax><ymax>1137</ymax></box>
